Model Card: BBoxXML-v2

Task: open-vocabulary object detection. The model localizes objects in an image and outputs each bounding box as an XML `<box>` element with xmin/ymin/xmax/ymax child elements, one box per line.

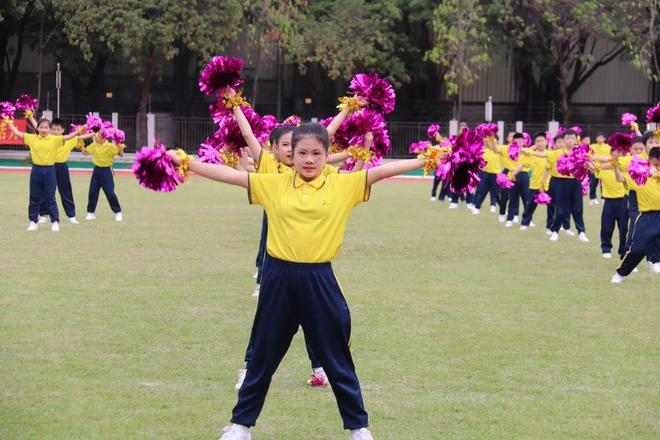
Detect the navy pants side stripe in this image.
<box><xmin>29</xmin><ymin>165</ymin><xmax>58</xmax><ymax>223</ymax></box>
<box><xmin>87</xmin><ymin>167</ymin><xmax>121</xmax><ymax>213</ymax></box>
<box><xmin>617</xmin><ymin>212</ymin><xmax>660</xmax><ymax>276</ymax></box>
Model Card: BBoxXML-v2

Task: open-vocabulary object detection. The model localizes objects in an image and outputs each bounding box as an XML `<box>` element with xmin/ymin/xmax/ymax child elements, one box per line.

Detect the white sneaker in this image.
<box><xmin>449</xmin><ymin>203</ymin><xmax>458</xmax><ymax>209</ymax></box>
<box><xmin>589</xmin><ymin>199</ymin><xmax>595</xmax><ymax>206</ymax></box>
<box><xmin>68</xmin><ymin>217</ymin><xmax>79</xmax><ymax>224</ymax></box>
<box><xmin>85</xmin><ymin>212</ymin><xmax>96</xmax><ymax>220</ymax></box>
<box><xmin>235</xmin><ymin>369</ymin><xmax>247</xmax><ymax>391</ymax></box>
<box><xmin>467</xmin><ymin>203</ymin><xmax>475</xmax><ymax>210</ymax></box>
<box><xmin>549</xmin><ymin>232</ymin><xmax>559</xmax><ymax>241</ymax></box>
<box><xmin>513</xmin><ymin>215</ymin><xmax>519</xmax><ymax>224</ymax></box>
<box><xmin>350</xmin><ymin>428</ymin><xmax>374</xmax><ymax>440</ymax></box>
<box><xmin>489</xmin><ymin>206</ymin><xmax>497</xmax><ymax>213</ymax></box>
<box><xmin>520</xmin><ymin>225</ymin><xmax>528</xmax><ymax>231</ymax></box>
<box><xmin>38</xmin><ymin>216</ymin><xmax>49</xmax><ymax>224</ymax></box>
<box><xmin>252</xmin><ymin>270</ymin><xmax>259</xmax><ymax>279</ymax></box>
<box><xmin>26</xmin><ymin>222</ymin><xmax>38</xmax><ymax>231</ymax></box>
<box><xmin>505</xmin><ymin>221</ymin><xmax>513</xmax><ymax>228</ymax></box>
<box><xmin>594</xmin><ymin>199</ymin><xmax>600</xmax><ymax>205</ymax></box>
<box><xmin>546</xmin><ymin>229</ymin><xmax>552</xmax><ymax>235</ymax></box>
<box><xmin>251</xmin><ymin>285</ymin><xmax>260</xmax><ymax>297</ymax></box>
<box><xmin>51</xmin><ymin>222</ymin><xmax>59</xmax><ymax>232</ymax></box>
<box><xmin>602</xmin><ymin>253</ymin><xmax>612</xmax><ymax>259</ymax></box>
<box><xmin>632</xmin><ymin>267</ymin><xmax>639</xmax><ymax>273</ymax></box>
<box><xmin>578</xmin><ymin>232</ymin><xmax>589</xmax><ymax>242</ymax></box>
<box><xmin>611</xmin><ymin>273</ymin><xmax>624</xmax><ymax>284</ymax></box>
<box><xmin>430</xmin><ymin>196</ymin><xmax>436</xmax><ymax>201</ymax></box>
<box><xmin>471</xmin><ymin>208</ymin><xmax>480</xmax><ymax>215</ymax></box>
<box><xmin>219</xmin><ymin>424</ymin><xmax>251</xmax><ymax>440</ymax></box>
<box><xmin>649</xmin><ymin>262</ymin><xmax>660</xmax><ymax>274</ymax></box>
<box><xmin>530</xmin><ymin>221</ymin><xmax>536</xmax><ymax>228</ymax></box>
<box><xmin>498</xmin><ymin>215</ymin><xmax>505</xmax><ymax>223</ymax></box>
<box><xmin>563</xmin><ymin>229</ymin><xmax>575</xmax><ymax>236</ymax></box>
<box><xmin>115</xmin><ymin>212</ymin><xmax>123</xmax><ymax>222</ymax></box>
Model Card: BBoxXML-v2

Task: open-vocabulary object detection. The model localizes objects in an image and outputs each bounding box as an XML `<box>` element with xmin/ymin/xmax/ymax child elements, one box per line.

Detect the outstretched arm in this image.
<box><xmin>326</xmin><ymin>96</ymin><xmax>367</xmax><ymax>138</ymax></box>
<box><xmin>232</xmin><ymin>105</ymin><xmax>263</xmax><ymax>161</ymax></box>
<box><xmin>168</xmin><ymin>151</ymin><xmax>248</xmax><ymax>189</ymax></box>
<box><xmin>8</xmin><ymin>122</ymin><xmax>25</xmax><ymax>139</ymax></box>
<box><xmin>366</xmin><ymin>158</ymin><xmax>425</xmax><ymax>186</ymax></box>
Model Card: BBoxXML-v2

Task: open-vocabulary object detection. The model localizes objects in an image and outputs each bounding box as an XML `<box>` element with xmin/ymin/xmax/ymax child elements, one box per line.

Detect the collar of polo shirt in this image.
<box><xmin>293</xmin><ymin>172</ymin><xmax>326</xmax><ymax>189</ymax></box>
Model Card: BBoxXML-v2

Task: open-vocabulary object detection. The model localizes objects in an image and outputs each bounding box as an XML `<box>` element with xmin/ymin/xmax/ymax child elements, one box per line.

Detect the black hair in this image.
<box><xmin>51</xmin><ymin>118</ymin><xmax>64</xmax><ymax>128</ymax></box>
<box><xmin>269</xmin><ymin>125</ymin><xmax>295</xmax><ymax>146</ymax></box>
<box><xmin>512</xmin><ymin>132</ymin><xmax>525</xmax><ymax>140</ymax></box>
<box><xmin>564</xmin><ymin>129</ymin><xmax>578</xmax><ymax>137</ymax></box>
<box><xmin>291</xmin><ymin>123</ymin><xmax>329</xmax><ymax>151</ymax></box>
<box><xmin>641</xmin><ymin>130</ymin><xmax>658</xmax><ymax>146</ymax></box>
<box><xmin>595</xmin><ymin>131</ymin><xmax>607</xmax><ymax>138</ymax></box>
<box><xmin>649</xmin><ymin>147</ymin><xmax>660</xmax><ymax>160</ymax></box>
<box><xmin>36</xmin><ymin>118</ymin><xmax>51</xmax><ymax>127</ymax></box>
<box><xmin>533</xmin><ymin>131</ymin><xmax>546</xmax><ymax>141</ymax></box>
<box><xmin>632</xmin><ymin>136</ymin><xmax>644</xmax><ymax>143</ymax></box>
<box><xmin>554</xmin><ymin>134</ymin><xmax>565</xmax><ymax>141</ymax></box>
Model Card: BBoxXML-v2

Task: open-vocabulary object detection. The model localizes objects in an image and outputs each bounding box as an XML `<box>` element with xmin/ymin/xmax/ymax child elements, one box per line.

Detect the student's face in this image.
<box><xmin>564</xmin><ymin>134</ymin><xmax>577</xmax><ymax>148</ymax></box>
<box><xmin>582</xmin><ymin>136</ymin><xmax>590</xmax><ymax>145</ymax></box>
<box><xmin>646</xmin><ymin>137</ymin><xmax>660</xmax><ymax>153</ymax></box>
<box><xmin>554</xmin><ymin>138</ymin><xmax>565</xmax><ymax>149</ymax></box>
<box><xmin>507</xmin><ymin>133</ymin><xmax>514</xmax><ymax>143</ymax></box>
<box><xmin>293</xmin><ymin>136</ymin><xmax>327</xmax><ymax>181</ymax></box>
<box><xmin>95</xmin><ymin>132</ymin><xmax>105</xmax><ymax>143</ymax></box>
<box><xmin>37</xmin><ymin>122</ymin><xmax>50</xmax><ymax>137</ymax></box>
<box><xmin>273</xmin><ymin>131</ymin><xmax>293</xmax><ymax>166</ymax></box>
<box><xmin>51</xmin><ymin>125</ymin><xmax>64</xmax><ymax>135</ymax></box>
<box><xmin>631</xmin><ymin>142</ymin><xmax>645</xmax><ymax>155</ymax></box>
<box><xmin>596</xmin><ymin>135</ymin><xmax>606</xmax><ymax>144</ymax></box>
<box><xmin>534</xmin><ymin>137</ymin><xmax>548</xmax><ymax>150</ymax></box>
<box><xmin>650</xmin><ymin>155</ymin><xmax>660</xmax><ymax>172</ymax></box>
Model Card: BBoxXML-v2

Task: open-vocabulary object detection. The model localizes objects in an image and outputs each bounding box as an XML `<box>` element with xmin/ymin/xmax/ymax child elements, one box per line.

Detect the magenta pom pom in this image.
<box><xmin>199</xmin><ymin>56</ymin><xmax>244</xmax><ymax>96</ymax></box>
<box><xmin>14</xmin><ymin>94</ymin><xmax>38</xmax><ymax>112</ymax></box>
<box><xmin>113</xmin><ymin>129</ymin><xmax>126</xmax><ymax>145</ymax></box>
<box><xmin>442</xmin><ymin>128</ymin><xmax>486</xmax><ymax>194</ymax></box>
<box><xmin>100</xmin><ymin>121</ymin><xmax>115</xmax><ymax>140</ymax></box>
<box><xmin>0</xmin><ymin>101</ymin><xmax>15</xmax><ymax>119</ymax></box>
<box><xmin>522</xmin><ymin>132</ymin><xmax>532</xmax><ymax>147</ymax></box>
<box><xmin>581</xmin><ymin>176</ymin><xmax>590</xmax><ymax>196</ymax></box>
<box><xmin>342</xmin><ymin>155</ymin><xmax>382</xmax><ymax>172</ymax></box>
<box><xmin>348</xmin><ymin>72</ymin><xmax>395</xmax><ymax>114</ymax></box>
<box><xmin>132</xmin><ymin>144</ymin><xmax>183</xmax><ymax>192</ymax></box>
<box><xmin>70</xmin><ymin>124</ymin><xmax>84</xmax><ymax>134</ymax></box>
<box><xmin>85</xmin><ymin>113</ymin><xmax>103</xmax><ymax>133</ymax></box>
<box><xmin>427</xmin><ymin>124</ymin><xmax>441</xmax><ymax>141</ymax></box>
<box><xmin>534</xmin><ymin>191</ymin><xmax>552</xmax><ymax>205</ymax></box>
<box><xmin>556</xmin><ymin>154</ymin><xmax>572</xmax><ymax>177</ymax></box>
<box><xmin>508</xmin><ymin>141</ymin><xmax>521</xmax><ymax>161</ymax></box>
<box><xmin>409</xmin><ymin>140</ymin><xmax>431</xmax><ymax>154</ymax></box>
<box><xmin>607</xmin><ymin>132</ymin><xmax>633</xmax><ymax>155</ymax></box>
<box><xmin>215</xmin><ymin>107</ymin><xmax>266</xmax><ymax>154</ymax></box>
<box><xmin>476</xmin><ymin>123</ymin><xmax>498</xmax><ymax>139</ymax></box>
<box><xmin>570</xmin><ymin>126</ymin><xmax>583</xmax><ymax>137</ymax></box>
<box><xmin>621</xmin><ymin>113</ymin><xmax>637</xmax><ymax>126</ymax></box>
<box><xmin>496</xmin><ymin>173</ymin><xmax>514</xmax><ymax>189</ymax></box>
<box><xmin>197</xmin><ymin>137</ymin><xmax>223</xmax><ymax>164</ymax></box>
<box><xmin>646</xmin><ymin>103</ymin><xmax>660</xmax><ymax>123</ymax></box>
<box><xmin>628</xmin><ymin>156</ymin><xmax>651</xmax><ymax>186</ymax></box>
<box><xmin>341</xmin><ymin>109</ymin><xmax>390</xmax><ymax>157</ymax></box>
<box><xmin>556</xmin><ymin>127</ymin><xmax>566</xmax><ymax>137</ymax></box>
<box><xmin>282</xmin><ymin>115</ymin><xmax>301</xmax><ymax>127</ymax></box>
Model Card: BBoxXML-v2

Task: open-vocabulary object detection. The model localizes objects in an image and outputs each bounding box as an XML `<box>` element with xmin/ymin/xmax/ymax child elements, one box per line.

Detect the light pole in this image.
<box><xmin>55</xmin><ymin>63</ymin><xmax>62</xmax><ymax>117</ymax></box>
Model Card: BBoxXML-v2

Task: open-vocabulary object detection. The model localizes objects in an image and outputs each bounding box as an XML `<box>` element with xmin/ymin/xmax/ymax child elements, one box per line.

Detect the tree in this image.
<box><xmin>619</xmin><ymin>0</ymin><xmax>660</xmax><ymax>84</ymax></box>
<box><xmin>497</xmin><ymin>0</ymin><xmax>628</xmax><ymax>124</ymax></box>
<box><xmin>424</xmin><ymin>0</ymin><xmax>492</xmax><ymax>120</ymax></box>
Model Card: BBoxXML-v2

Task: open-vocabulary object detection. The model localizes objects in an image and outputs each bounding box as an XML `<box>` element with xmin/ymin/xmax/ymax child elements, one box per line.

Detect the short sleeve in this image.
<box><xmin>23</xmin><ymin>133</ymin><xmax>36</xmax><ymax>149</ymax></box>
<box><xmin>113</xmin><ymin>145</ymin><xmax>120</xmax><ymax>155</ymax></box>
<box><xmin>339</xmin><ymin>170</ymin><xmax>370</xmax><ymax>207</ymax></box>
<box><xmin>86</xmin><ymin>143</ymin><xmax>97</xmax><ymax>154</ymax></box>
<box><xmin>323</xmin><ymin>164</ymin><xmax>339</xmax><ymax>175</ymax></box>
<box><xmin>256</xmin><ymin>150</ymin><xmax>277</xmax><ymax>174</ymax></box>
<box><xmin>618</xmin><ymin>156</ymin><xmax>633</xmax><ymax>172</ymax></box>
<box><xmin>50</xmin><ymin>135</ymin><xmax>64</xmax><ymax>148</ymax></box>
<box><xmin>248</xmin><ymin>172</ymin><xmax>286</xmax><ymax>207</ymax></box>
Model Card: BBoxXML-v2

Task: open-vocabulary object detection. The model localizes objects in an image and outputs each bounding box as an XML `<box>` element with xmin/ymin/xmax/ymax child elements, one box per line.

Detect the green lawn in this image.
<box><xmin>1</xmin><ymin>173</ymin><xmax>658</xmax><ymax>440</ymax></box>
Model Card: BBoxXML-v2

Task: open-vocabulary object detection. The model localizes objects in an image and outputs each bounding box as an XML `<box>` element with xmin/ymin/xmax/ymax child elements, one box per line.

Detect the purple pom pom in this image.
<box><xmin>349</xmin><ymin>73</ymin><xmax>396</xmax><ymax>114</ymax></box>
<box><xmin>628</xmin><ymin>156</ymin><xmax>651</xmax><ymax>186</ymax></box>
<box><xmin>534</xmin><ymin>191</ymin><xmax>552</xmax><ymax>205</ymax></box>
<box><xmin>427</xmin><ymin>124</ymin><xmax>441</xmax><ymax>141</ymax></box>
<box><xmin>607</xmin><ymin>132</ymin><xmax>633</xmax><ymax>155</ymax></box>
<box><xmin>621</xmin><ymin>113</ymin><xmax>637</xmax><ymax>126</ymax></box>
<box><xmin>556</xmin><ymin>154</ymin><xmax>572</xmax><ymax>176</ymax></box>
<box><xmin>496</xmin><ymin>173</ymin><xmax>514</xmax><ymax>189</ymax></box>
<box><xmin>132</xmin><ymin>144</ymin><xmax>183</xmax><ymax>192</ymax></box>
<box><xmin>646</xmin><ymin>103</ymin><xmax>660</xmax><ymax>123</ymax></box>
<box><xmin>344</xmin><ymin>109</ymin><xmax>391</xmax><ymax>157</ymax></box>
<box><xmin>409</xmin><ymin>140</ymin><xmax>431</xmax><ymax>154</ymax></box>
<box><xmin>199</xmin><ymin>56</ymin><xmax>244</xmax><ymax>96</ymax></box>
<box><xmin>475</xmin><ymin>123</ymin><xmax>498</xmax><ymax>139</ymax></box>
<box><xmin>282</xmin><ymin>115</ymin><xmax>301</xmax><ymax>126</ymax></box>
<box><xmin>508</xmin><ymin>141</ymin><xmax>521</xmax><ymax>161</ymax></box>
<box><xmin>14</xmin><ymin>94</ymin><xmax>38</xmax><ymax>112</ymax></box>
<box><xmin>0</xmin><ymin>101</ymin><xmax>15</xmax><ymax>119</ymax></box>
<box><xmin>443</xmin><ymin>128</ymin><xmax>486</xmax><ymax>194</ymax></box>
<box><xmin>85</xmin><ymin>113</ymin><xmax>103</xmax><ymax>133</ymax></box>
<box><xmin>113</xmin><ymin>129</ymin><xmax>126</xmax><ymax>145</ymax></box>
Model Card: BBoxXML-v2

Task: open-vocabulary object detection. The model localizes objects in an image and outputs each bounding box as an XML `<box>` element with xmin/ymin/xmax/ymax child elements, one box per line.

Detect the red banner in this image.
<box><xmin>0</xmin><ymin>119</ymin><xmax>27</xmax><ymax>145</ymax></box>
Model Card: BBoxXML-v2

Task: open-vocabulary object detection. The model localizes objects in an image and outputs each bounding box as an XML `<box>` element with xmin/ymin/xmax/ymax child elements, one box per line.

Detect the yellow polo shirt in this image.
<box><xmin>595</xmin><ymin>169</ymin><xmax>626</xmax><ymax>198</ymax></box>
<box><xmin>23</xmin><ymin>133</ymin><xmax>64</xmax><ymax>166</ymax></box>
<box><xmin>86</xmin><ymin>141</ymin><xmax>119</xmax><ymax>167</ymax></box>
<box><xmin>248</xmin><ymin>170</ymin><xmax>371</xmax><ymax>262</ymax></box>
<box><xmin>590</xmin><ymin>142</ymin><xmax>611</xmax><ymax>157</ymax></box>
<box><xmin>546</xmin><ymin>148</ymin><xmax>572</xmax><ymax>179</ymax></box>
<box><xmin>625</xmin><ymin>174</ymin><xmax>660</xmax><ymax>212</ymax></box>
<box><xmin>482</xmin><ymin>148</ymin><xmax>501</xmax><ymax>174</ymax></box>
<box><xmin>526</xmin><ymin>156</ymin><xmax>548</xmax><ymax>190</ymax></box>
<box><xmin>54</xmin><ymin>137</ymin><xmax>81</xmax><ymax>163</ymax></box>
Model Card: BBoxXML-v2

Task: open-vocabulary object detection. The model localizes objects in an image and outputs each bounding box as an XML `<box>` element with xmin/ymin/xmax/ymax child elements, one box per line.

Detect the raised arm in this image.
<box><xmin>326</xmin><ymin>96</ymin><xmax>367</xmax><ymax>138</ymax></box>
<box><xmin>366</xmin><ymin>158</ymin><xmax>425</xmax><ymax>186</ymax></box>
<box><xmin>231</xmin><ymin>100</ymin><xmax>262</xmax><ymax>161</ymax></box>
<box><xmin>167</xmin><ymin>151</ymin><xmax>248</xmax><ymax>189</ymax></box>
<box><xmin>29</xmin><ymin>117</ymin><xmax>37</xmax><ymax>130</ymax></box>
<box><xmin>7</xmin><ymin>122</ymin><xmax>25</xmax><ymax>139</ymax></box>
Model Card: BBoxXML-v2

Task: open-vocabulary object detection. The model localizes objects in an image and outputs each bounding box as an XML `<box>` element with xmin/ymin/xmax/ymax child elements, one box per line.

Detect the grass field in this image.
<box><xmin>1</xmin><ymin>172</ymin><xmax>658</xmax><ymax>440</ymax></box>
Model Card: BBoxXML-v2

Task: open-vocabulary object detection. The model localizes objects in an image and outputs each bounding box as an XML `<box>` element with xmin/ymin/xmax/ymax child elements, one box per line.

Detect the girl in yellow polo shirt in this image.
<box><xmin>81</xmin><ymin>131</ymin><xmax>125</xmax><ymax>221</ymax></box>
<box><xmin>8</xmin><ymin>118</ymin><xmax>81</xmax><ymax>231</ymax></box>
<box><xmin>167</xmin><ymin>123</ymin><xmax>429</xmax><ymax>440</ymax></box>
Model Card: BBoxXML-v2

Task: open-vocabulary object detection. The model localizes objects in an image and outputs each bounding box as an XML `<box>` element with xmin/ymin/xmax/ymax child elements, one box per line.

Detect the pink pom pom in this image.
<box><xmin>100</xmin><ymin>121</ymin><xmax>115</xmax><ymax>140</ymax></box>
<box><xmin>70</xmin><ymin>124</ymin><xmax>84</xmax><ymax>134</ymax></box>
<box><xmin>476</xmin><ymin>123</ymin><xmax>498</xmax><ymax>139</ymax></box>
<box><xmin>556</xmin><ymin>154</ymin><xmax>572</xmax><ymax>176</ymax></box>
<box><xmin>628</xmin><ymin>156</ymin><xmax>651</xmax><ymax>186</ymax></box>
<box><xmin>443</xmin><ymin>128</ymin><xmax>486</xmax><ymax>194</ymax></box>
<box><xmin>199</xmin><ymin>56</ymin><xmax>244</xmax><ymax>96</ymax></box>
<box><xmin>522</xmin><ymin>132</ymin><xmax>532</xmax><ymax>147</ymax></box>
<box><xmin>607</xmin><ymin>132</ymin><xmax>633</xmax><ymax>155</ymax></box>
<box><xmin>0</xmin><ymin>101</ymin><xmax>15</xmax><ymax>119</ymax></box>
<box><xmin>581</xmin><ymin>176</ymin><xmax>590</xmax><ymax>196</ymax></box>
<box><xmin>132</xmin><ymin>144</ymin><xmax>184</xmax><ymax>192</ymax></box>
<box><xmin>344</xmin><ymin>109</ymin><xmax>390</xmax><ymax>157</ymax></box>
<box><xmin>646</xmin><ymin>103</ymin><xmax>660</xmax><ymax>123</ymax></box>
<box><xmin>215</xmin><ymin>106</ymin><xmax>266</xmax><ymax>153</ymax></box>
<box><xmin>556</xmin><ymin>127</ymin><xmax>566</xmax><ymax>137</ymax></box>
<box><xmin>409</xmin><ymin>140</ymin><xmax>431</xmax><ymax>154</ymax></box>
<box><xmin>85</xmin><ymin>113</ymin><xmax>103</xmax><ymax>133</ymax></box>
<box><xmin>534</xmin><ymin>191</ymin><xmax>552</xmax><ymax>205</ymax></box>
<box><xmin>496</xmin><ymin>173</ymin><xmax>514</xmax><ymax>189</ymax></box>
<box><xmin>282</xmin><ymin>115</ymin><xmax>301</xmax><ymax>126</ymax></box>
<box><xmin>427</xmin><ymin>124</ymin><xmax>441</xmax><ymax>141</ymax></box>
<box><xmin>14</xmin><ymin>94</ymin><xmax>38</xmax><ymax>112</ymax></box>
<box><xmin>348</xmin><ymin>72</ymin><xmax>395</xmax><ymax>114</ymax></box>
<box><xmin>342</xmin><ymin>155</ymin><xmax>382</xmax><ymax>172</ymax></box>
<box><xmin>113</xmin><ymin>129</ymin><xmax>126</xmax><ymax>145</ymax></box>
<box><xmin>621</xmin><ymin>112</ymin><xmax>637</xmax><ymax>126</ymax></box>
<box><xmin>556</xmin><ymin>144</ymin><xmax>591</xmax><ymax>180</ymax></box>
<box><xmin>508</xmin><ymin>141</ymin><xmax>521</xmax><ymax>161</ymax></box>
<box><xmin>570</xmin><ymin>126</ymin><xmax>583</xmax><ymax>137</ymax></box>
<box><xmin>197</xmin><ymin>136</ymin><xmax>223</xmax><ymax>164</ymax></box>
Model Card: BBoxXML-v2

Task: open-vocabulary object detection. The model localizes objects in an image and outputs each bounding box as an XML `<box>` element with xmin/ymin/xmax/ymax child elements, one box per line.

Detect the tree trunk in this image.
<box><xmin>36</xmin><ymin>12</ymin><xmax>44</xmax><ymax>108</ymax></box>
<box><xmin>86</xmin><ymin>52</ymin><xmax>108</xmax><ymax>111</ymax></box>
<box><xmin>2</xmin><ymin>4</ymin><xmax>33</xmax><ymax>97</ymax></box>
<box><xmin>137</xmin><ymin>48</ymin><xmax>156</xmax><ymax>146</ymax></box>
<box><xmin>558</xmin><ymin>59</ymin><xmax>571</xmax><ymax>125</ymax></box>
<box><xmin>173</xmin><ymin>46</ymin><xmax>192</xmax><ymax>116</ymax></box>
<box><xmin>251</xmin><ymin>46</ymin><xmax>262</xmax><ymax>109</ymax></box>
